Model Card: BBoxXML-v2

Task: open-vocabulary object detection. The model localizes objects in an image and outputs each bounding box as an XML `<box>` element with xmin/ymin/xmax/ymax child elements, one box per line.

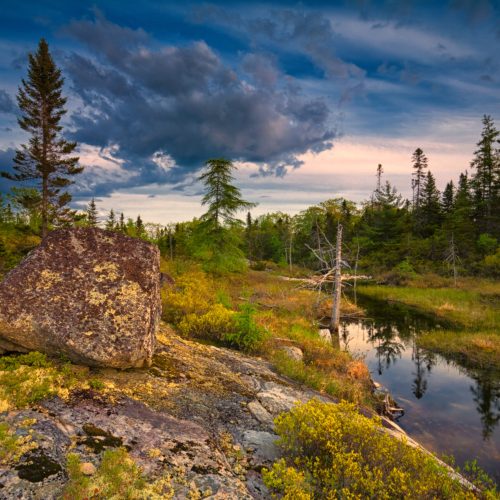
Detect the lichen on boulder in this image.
<box><xmin>0</xmin><ymin>227</ymin><xmax>160</xmax><ymax>368</ymax></box>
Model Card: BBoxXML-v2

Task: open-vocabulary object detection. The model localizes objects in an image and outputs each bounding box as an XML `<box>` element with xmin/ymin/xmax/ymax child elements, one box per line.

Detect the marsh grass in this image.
<box><xmin>358</xmin><ymin>285</ymin><xmax>499</xmax><ymax>330</ymax></box>
<box><xmin>419</xmin><ymin>331</ymin><xmax>500</xmax><ymax>371</ymax></box>
<box><xmin>358</xmin><ymin>280</ymin><xmax>500</xmax><ymax>370</ymax></box>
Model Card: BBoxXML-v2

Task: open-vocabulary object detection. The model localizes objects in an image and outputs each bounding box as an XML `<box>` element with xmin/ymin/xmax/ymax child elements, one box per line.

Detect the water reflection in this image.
<box><xmin>411</xmin><ymin>342</ymin><xmax>436</xmax><ymax>399</ymax></box>
<box><xmin>470</xmin><ymin>373</ymin><xmax>500</xmax><ymax>440</ymax></box>
<box><xmin>340</xmin><ymin>295</ymin><xmax>500</xmax><ymax>480</ymax></box>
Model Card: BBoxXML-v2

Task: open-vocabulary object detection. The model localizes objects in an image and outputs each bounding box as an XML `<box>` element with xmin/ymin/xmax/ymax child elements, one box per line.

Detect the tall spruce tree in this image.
<box><xmin>105</xmin><ymin>209</ymin><xmax>116</xmax><ymax>230</ymax></box>
<box><xmin>470</xmin><ymin>115</ymin><xmax>500</xmax><ymax>236</ymax></box>
<box><xmin>199</xmin><ymin>158</ymin><xmax>255</xmax><ymax>228</ymax></box>
<box><xmin>441</xmin><ymin>181</ymin><xmax>455</xmax><ymax>215</ymax></box>
<box><xmin>135</xmin><ymin>215</ymin><xmax>145</xmax><ymax>237</ymax></box>
<box><xmin>86</xmin><ymin>198</ymin><xmax>98</xmax><ymax>227</ymax></box>
<box><xmin>195</xmin><ymin>158</ymin><xmax>256</xmax><ymax>272</ymax></box>
<box><xmin>119</xmin><ymin>212</ymin><xmax>126</xmax><ymax>233</ymax></box>
<box><xmin>420</xmin><ymin>171</ymin><xmax>441</xmax><ymax>235</ymax></box>
<box><xmin>411</xmin><ymin>148</ymin><xmax>428</xmax><ymax>209</ymax></box>
<box><xmin>451</xmin><ymin>172</ymin><xmax>475</xmax><ymax>256</ymax></box>
<box><xmin>1</xmin><ymin>39</ymin><xmax>82</xmax><ymax>238</ymax></box>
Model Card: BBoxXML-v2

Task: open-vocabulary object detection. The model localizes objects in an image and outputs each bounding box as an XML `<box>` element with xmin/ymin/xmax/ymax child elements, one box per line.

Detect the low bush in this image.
<box><xmin>263</xmin><ymin>399</ymin><xmax>493</xmax><ymax>499</ymax></box>
<box><xmin>223</xmin><ymin>303</ymin><xmax>266</xmax><ymax>352</ymax></box>
<box><xmin>178</xmin><ymin>303</ymin><xmax>235</xmax><ymax>340</ymax></box>
<box><xmin>161</xmin><ymin>268</ymin><xmax>216</xmax><ymax>324</ymax></box>
<box><xmin>0</xmin><ymin>352</ymin><xmax>90</xmax><ymax>410</ymax></box>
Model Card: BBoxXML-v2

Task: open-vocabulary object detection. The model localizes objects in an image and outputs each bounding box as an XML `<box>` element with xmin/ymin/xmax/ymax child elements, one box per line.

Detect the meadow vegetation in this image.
<box><xmin>161</xmin><ymin>260</ymin><xmax>374</xmax><ymax>405</ymax></box>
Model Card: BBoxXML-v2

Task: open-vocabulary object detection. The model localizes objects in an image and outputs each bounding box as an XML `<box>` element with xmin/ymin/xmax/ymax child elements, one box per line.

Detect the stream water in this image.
<box><xmin>339</xmin><ymin>296</ymin><xmax>500</xmax><ymax>482</ymax></box>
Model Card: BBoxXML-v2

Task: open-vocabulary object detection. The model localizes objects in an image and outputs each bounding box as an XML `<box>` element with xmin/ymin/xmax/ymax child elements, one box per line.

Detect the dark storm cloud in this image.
<box><xmin>195</xmin><ymin>6</ymin><xmax>365</xmax><ymax>80</ymax></box>
<box><xmin>62</xmin><ymin>14</ymin><xmax>335</xmax><ymax>194</ymax></box>
<box><xmin>241</xmin><ymin>53</ymin><xmax>279</xmax><ymax>88</ymax></box>
<box><xmin>0</xmin><ymin>90</ymin><xmax>15</xmax><ymax>114</ymax></box>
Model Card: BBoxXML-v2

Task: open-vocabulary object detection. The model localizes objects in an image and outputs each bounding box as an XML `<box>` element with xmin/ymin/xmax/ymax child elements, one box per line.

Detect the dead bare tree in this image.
<box><xmin>353</xmin><ymin>239</ymin><xmax>360</xmax><ymax>306</ymax></box>
<box><xmin>330</xmin><ymin>224</ymin><xmax>343</xmax><ymax>331</ymax></box>
<box><xmin>304</xmin><ymin>222</ymin><xmax>347</xmax><ymax>332</ymax></box>
<box><xmin>444</xmin><ymin>232</ymin><xmax>461</xmax><ymax>287</ymax></box>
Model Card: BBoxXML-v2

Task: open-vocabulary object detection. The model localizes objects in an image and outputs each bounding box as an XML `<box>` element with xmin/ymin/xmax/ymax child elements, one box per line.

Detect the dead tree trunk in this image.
<box><xmin>353</xmin><ymin>240</ymin><xmax>360</xmax><ymax>306</ymax></box>
<box><xmin>330</xmin><ymin>224</ymin><xmax>343</xmax><ymax>332</ymax></box>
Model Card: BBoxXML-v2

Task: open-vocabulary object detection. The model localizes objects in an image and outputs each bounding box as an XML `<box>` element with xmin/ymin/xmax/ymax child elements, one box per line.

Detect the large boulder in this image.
<box><xmin>0</xmin><ymin>227</ymin><xmax>161</xmax><ymax>368</ymax></box>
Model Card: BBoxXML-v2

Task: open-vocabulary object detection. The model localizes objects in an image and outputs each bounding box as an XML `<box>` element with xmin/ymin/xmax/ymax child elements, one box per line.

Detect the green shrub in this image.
<box><xmin>223</xmin><ymin>303</ymin><xmax>266</xmax><ymax>352</ymax></box>
<box><xmin>264</xmin><ymin>399</ymin><xmax>485</xmax><ymax>499</ymax></box>
<box><xmin>0</xmin><ymin>352</ymin><xmax>80</xmax><ymax>409</ymax></box>
<box><xmin>481</xmin><ymin>248</ymin><xmax>500</xmax><ymax>277</ymax></box>
<box><xmin>178</xmin><ymin>303</ymin><xmax>235</xmax><ymax>340</ymax></box>
<box><xmin>161</xmin><ymin>269</ymin><xmax>216</xmax><ymax>324</ymax></box>
<box><xmin>88</xmin><ymin>378</ymin><xmax>105</xmax><ymax>390</ymax></box>
<box><xmin>0</xmin><ymin>351</ymin><xmax>50</xmax><ymax>371</ymax></box>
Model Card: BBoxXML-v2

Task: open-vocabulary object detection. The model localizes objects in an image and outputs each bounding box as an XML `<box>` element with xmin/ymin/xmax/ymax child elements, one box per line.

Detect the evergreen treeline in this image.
<box><xmin>1</xmin><ymin>39</ymin><xmax>499</xmax><ymax>278</ymax></box>
<box><xmin>2</xmin><ymin>115</ymin><xmax>499</xmax><ymax>278</ymax></box>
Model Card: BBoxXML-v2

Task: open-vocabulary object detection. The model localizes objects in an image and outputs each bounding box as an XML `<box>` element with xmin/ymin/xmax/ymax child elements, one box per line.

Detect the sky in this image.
<box><xmin>0</xmin><ymin>0</ymin><xmax>499</xmax><ymax>223</ymax></box>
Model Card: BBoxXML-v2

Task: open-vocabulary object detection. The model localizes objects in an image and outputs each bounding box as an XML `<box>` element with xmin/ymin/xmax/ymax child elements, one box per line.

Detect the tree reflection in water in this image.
<box><xmin>470</xmin><ymin>371</ymin><xmax>500</xmax><ymax>439</ymax></box>
<box><xmin>366</xmin><ymin>320</ymin><xmax>405</xmax><ymax>376</ymax></box>
<box><xmin>411</xmin><ymin>341</ymin><xmax>436</xmax><ymax>399</ymax></box>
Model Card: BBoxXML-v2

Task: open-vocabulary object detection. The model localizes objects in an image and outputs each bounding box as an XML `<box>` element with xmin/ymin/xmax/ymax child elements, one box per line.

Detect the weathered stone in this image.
<box><xmin>241</xmin><ymin>430</ymin><xmax>280</xmax><ymax>465</ymax></box>
<box><xmin>319</xmin><ymin>328</ymin><xmax>332</xmax><ymax>343</ymax></box>
<box><xmin>247</xmin><ymin>400</ymin><xmax>274</xmax><ymax>426</ymax></box>
<box><xmin>0</xmin><ymin>227</ymin><xmax>160</xmax><ymax>368</ymax></box>
<box><xmin>279</xmin><ymin>345</ymin><xmax>303</xmax><ymax>361</ymax></box>
<box><xmin>79</xmin><ymin>462</ymin><xmax>96</xmax><ymax>475</ymax></box>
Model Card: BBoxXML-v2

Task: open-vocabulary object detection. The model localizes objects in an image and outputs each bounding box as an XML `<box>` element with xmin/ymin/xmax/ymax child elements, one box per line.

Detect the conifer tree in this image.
<box><xmin>1</xmin><ymin>39</ymin><xmax>82</xmax><ymax>238</ymax></box>
<box><xmin>376</xmin><ymin>163</ymin><xmax>383</xmax><ymax>193</ymax></box>
<box><xmin>411</xmin><ymin>148</ymin><xmax>428</xmax><ymax>209</ymax></box>
<box><xmin>451</xmin><ymin>172</ymin><xmax>475</xmax><ymax>256</ymax></box>
<box><xmin>195</xmin><ymin>158</ymin><xmax>256</xmax><ymax>272</ymax></box>
<box><xmin>119</xmin><ymin>212</ymin><xmax>126</xmax><ymax>233</ymax></box>
<box><xmin>441</xmin><ymin>181</ymin><xmax>455</xmax><ymax>215</ymax></box>
<box><xmin>105</xmin><ymin>209</ymin><xmax>116</xmax><ymax>231</ymax></box>
<box><xmin>470</xmin><ymin>115</ymin><xmax>500</xmax><ymax>235</ymax></box>
<box><xmin>86</xmin><ymin>198</ymin><xmax>98</xmax><ymax>227</ymax></box>
<box><xmin>135</xmin><ymin>215</ymin><xmax>145</xmax><ymax>237</ymax></box>
<box><xmin>199</xmin><ymin>158</ymin><xmax>256</xmax><ymax>229</ymax></box>
<box><xmin>420</xmin><ymin>171</ymin><xmax>441</xmax><ymax>235</ymax></box>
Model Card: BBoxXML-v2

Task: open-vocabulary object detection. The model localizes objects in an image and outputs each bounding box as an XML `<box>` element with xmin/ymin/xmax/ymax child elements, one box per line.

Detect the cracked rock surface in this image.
<box><xmin>0</xmin><ymin>326</ymin><xmax>335</xmax><ymax>499</ymax></box>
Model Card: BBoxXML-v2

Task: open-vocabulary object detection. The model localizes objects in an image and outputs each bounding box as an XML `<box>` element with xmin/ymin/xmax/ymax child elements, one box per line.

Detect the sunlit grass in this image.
<box><xmin>419</xmin><ymin>331</ymin><xmax>500</xmax><ymax>371</ymax></box>
<box><xmin>358</xmin><ymin>284</ymin><xmax>499</xmax><ymax>330</ymax></box>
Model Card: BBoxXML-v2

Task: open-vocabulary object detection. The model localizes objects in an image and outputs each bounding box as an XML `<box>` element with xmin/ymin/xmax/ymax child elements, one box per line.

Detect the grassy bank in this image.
<box><xmin>418</xmin><ymin>331</ymin><xmax>500</xmax><ymax>371</ymax></box>
<box><xmin>358</xmin><ymin>278</ymin><xmax>500</xmax><ymax>370</ymax></box>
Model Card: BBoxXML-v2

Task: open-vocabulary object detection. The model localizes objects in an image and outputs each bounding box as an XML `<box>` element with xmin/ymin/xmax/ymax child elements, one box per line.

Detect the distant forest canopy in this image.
<box><xmin>1</xmin><ymin>114</ymin><xmax>500</xmax><ymax>278</ymax></box>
